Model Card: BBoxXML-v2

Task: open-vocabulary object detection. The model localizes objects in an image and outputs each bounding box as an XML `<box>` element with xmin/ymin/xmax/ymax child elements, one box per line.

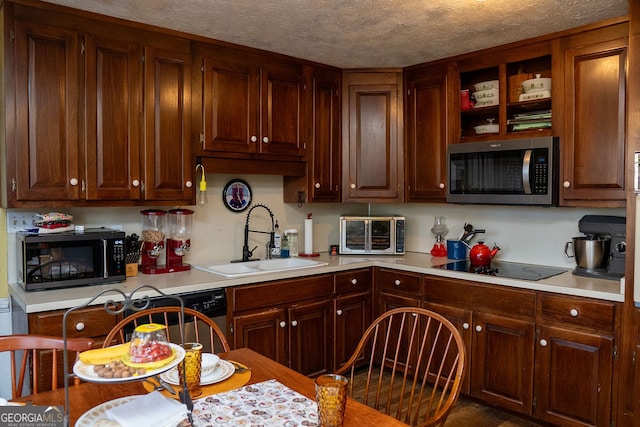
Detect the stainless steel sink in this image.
<box><xmin>194</xmin><ymin>258</ymin><xmax>328</xmax><ymax>277</ymax></box>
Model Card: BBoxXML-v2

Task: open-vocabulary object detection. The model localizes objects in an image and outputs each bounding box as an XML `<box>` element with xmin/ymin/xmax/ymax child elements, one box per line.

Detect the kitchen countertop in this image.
<box><xmin>9</xmin><ymin>252</ymin><xmax>624</xmax><ymax>314</ymax></box>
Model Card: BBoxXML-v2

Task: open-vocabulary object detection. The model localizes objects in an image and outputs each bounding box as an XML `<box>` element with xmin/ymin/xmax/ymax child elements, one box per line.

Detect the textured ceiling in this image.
<box><xmin>41</xmin><ymin>0</ymin><xmax>628</xmax><ymax>68</ymax></box>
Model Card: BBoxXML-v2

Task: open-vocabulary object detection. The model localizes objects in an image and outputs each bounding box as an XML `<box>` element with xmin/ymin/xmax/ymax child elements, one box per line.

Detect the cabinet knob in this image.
<box><xmin>351</xmin><ymin>278</ymin><xmax>357</xmax><ymax>285</ymax></box>
<box><xmin>569</xmin><ymin>308</ymin><xmax>579</xmax><ymax>317</ymax></box>
<box><xmin>462</xmin><ymin>322</ymin><xmax>470</xmax><ymax>330</ymax></box>
<box><xmin>336</xmin><ymin>309</ymin><xmax>343</xmax><ymax>316</ymax></box>
<box><xmin>262</xmin><ymin>136</ymin><xmax>269</xmax><ymax>144</ymax></box>
<box><xmin>540</xmin><ymin>339</ymin><xmax>548</xmax><ymax>347</ymax></box>
<box><xmin>439</xmin><ymin>183</ymin><xmax>445</xmax><ymax>189</ymax></box>
<box><xmin>70</xmin><ymin>178</ymin><xmax>79</xmax><ymax>186</ymax></box>
<box><xmin>394</xmin><ymin>279</ymin><xmax>401</xmax><ymax>286</ymax></box>
<box><xmin>350</xmin><ymin>183</ymin><xmax>356</xmax><ymax>189</ymax></box>
<box><xmin>132</xmin><ymin>180</ymin><xmax>140</xmax><ymax>187</ymax></box>
<box><xmin>315</xmin><ymin>183</ymin><xmax>321</xmax><ymax>189</ymax></box>
<box><xmin>75</xmin><ymin>322</ymin><xmax>85</xmax><ymax>331</ymax></box>
<box><xmin>185</xmin><ymin>180</ymin><xmax>193</xmax><ymax>188</ymax></box>
<box><xmin>279</xmin><ymin>321</ymin><xmax>286</xmax><ymax>328</ymax></box>
<box><xmin>291</xmin><ymin>320</ymin><xmax>298</xmax><ymax>327</ymax></box>
<box><xmin>475</xmin><ymin>325</ymin><xmax>482</xmax><ymax>332</ymax></box>
<box><xmin>251</xmin><ymin>135</ymin><xmax>258</xmax><ymax>142</ymax></box>
<box><xmin>563</xmin><ymin>181</ymin><xmax>571</xmax><ymax>188</ymax></box>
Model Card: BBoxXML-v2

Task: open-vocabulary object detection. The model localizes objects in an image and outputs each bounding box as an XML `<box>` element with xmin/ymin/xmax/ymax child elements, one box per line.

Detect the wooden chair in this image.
<box><xmin>0</xmin><ymin>334</ymin><xmax>94</xmax><ymax>399</ymax></box>
<box><xmin>103</xmin><ymin>306</ymin><xmax>231</xmax><ymax>353</ymax></box>
<box><xmin>334</xmin><ymin>307</ymin><xmax>466</xmax><ymax>427</ymax></box>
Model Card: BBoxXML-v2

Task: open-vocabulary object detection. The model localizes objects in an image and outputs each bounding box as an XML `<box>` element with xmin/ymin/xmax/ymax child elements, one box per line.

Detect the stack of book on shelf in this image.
<box><xmin>508</xmin><ymin>110</ymin><xmax>552</xmax><ymax>131</ymax></box>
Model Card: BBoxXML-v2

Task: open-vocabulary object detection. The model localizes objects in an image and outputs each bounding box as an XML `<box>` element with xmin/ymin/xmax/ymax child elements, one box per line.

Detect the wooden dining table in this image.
<box><xmin>13</xmin><ymin>347</ymin><xmax>407</xmax><ymax>426</ymax></box>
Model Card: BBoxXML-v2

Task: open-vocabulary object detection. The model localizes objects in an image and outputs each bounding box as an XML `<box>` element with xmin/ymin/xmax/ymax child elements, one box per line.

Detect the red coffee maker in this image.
<box><xmin>166</xmin><ymin>208</ymin><xmax>193</xmax><ymax>272</ymax></box>
<box><xmin>140</xmin><ymin>209</ymin><xmax>167</xmax><ymax>274</ymax></box>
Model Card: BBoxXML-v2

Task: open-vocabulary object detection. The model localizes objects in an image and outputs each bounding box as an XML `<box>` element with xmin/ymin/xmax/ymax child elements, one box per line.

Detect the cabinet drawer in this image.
<box><xmin>537</xmin><ymin>293</ymin><xmax>617</xmax><ymax>332</ymax></box>
<box><xmin>335</xmin><ymin>269</ymin><xmax>372</xmax><ymax>295</ymax></box>
<box><xmin>376</xmin><ymin>268</ymin><xmax>421</xmax><ymax>296</ymax></box>
<box><xmin>231</xmin><ymin>274</ymin><xmax>333</xmax><ymax>312</ymax></box>
<box><xmin>29</xmin><ymin>305</ymin><xmax>121</xmax><ymax>340</ymax></box>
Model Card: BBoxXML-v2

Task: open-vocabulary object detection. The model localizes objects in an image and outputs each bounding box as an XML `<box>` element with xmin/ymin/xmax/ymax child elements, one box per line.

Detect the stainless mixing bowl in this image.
<box><xmin>565</xmin><ymin>236</ymin><xmax>611</xmax><ymax>270</ymax></box>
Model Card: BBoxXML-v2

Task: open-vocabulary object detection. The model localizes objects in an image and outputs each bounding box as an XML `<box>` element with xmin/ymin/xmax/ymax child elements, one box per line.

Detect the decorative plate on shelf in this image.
<box><xmin>73</xmin><ymin>343</ymin><xmax>185</xmax><ymax>383</ymax></box>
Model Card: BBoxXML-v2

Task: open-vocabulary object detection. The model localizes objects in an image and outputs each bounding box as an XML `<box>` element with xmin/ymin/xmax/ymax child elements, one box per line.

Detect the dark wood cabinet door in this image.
<box><xmin>143</xmin><ymin>45</ymin><xmax>192</xmax><ymax>202</ymax></box>
<box><xmin>260</xmin><ymin>66</ymin><xmax>306</xmax><ymax>157</ymax></box>
<box><xmin>534</xmin><ymin>325</ymin><xmax>614</xmax><ymax>427</ymax></box>
<box><xmin>334</xmin><ymin>292</ymin><xmax>371</xmax><ymax>371</ymax></box>
<box><xmin>343</xmin><ymin>72</ymin><xmax>403</xmax><ymax>202</ymax></box>
<box><xmin>310</xmin><ymin>69</ymin><xmax>341</xmax><ymax>201</ymax></box>
<box><xmin>288</xmin><ymin>299</ymin><xmax>332</xmax><ymax>376</ymax></box>
<box><xmin>201</xmin><ymin>53</ymin><xmax>259</xmax><ymax>154</ymax></box>
<box><xmin>405</xmin><ymin>69</ymin><xmax>448</xmax><ymax>202</ymax></box>
<box><xmin>85</xmin><ymin>34</ymin><xmax>142</xmax><ymax>200</ymax></box>
<box><xmin>232</xmin><ymin>308</ymin><xmax>287</xmax><ymax>366</ymax></box>
<box><xmin>559</xmin><ymin>26</ymin><xmax>627</xmax><ymax>205</ymax></box>
<box><xmin>423</xmin><ymin>302</ymin><xmax>472</xmax><ymax>394</ymax></box>
<box><xmin>471</xmin><ymin>312</ymin><xmax>535</xmax><ymax>416</ymax></box>
<box><xmin>13</xmin><ymin>20</ymin><xmax>81</xmax><ymax>202</ymax></box>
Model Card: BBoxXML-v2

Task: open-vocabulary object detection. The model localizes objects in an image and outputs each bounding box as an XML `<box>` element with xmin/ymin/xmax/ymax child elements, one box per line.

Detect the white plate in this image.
<box><xmin>160</xmin><ymin>359</ymin><xmax>235</xmax><ymax>386</ymax></box>
<box><xmin>73</xmin><ymin>343</ymin><xmax>185</xmax><ymax>383</ymax></box>
<box><xmin>75</xmin><ymin>395</ymin><xmax>139</xmax><ymax>427</ymax></box>
<box><xmin>201</xmin><ymin>353</ymin><xmax>220</xmax><ymax>377</ymax></box>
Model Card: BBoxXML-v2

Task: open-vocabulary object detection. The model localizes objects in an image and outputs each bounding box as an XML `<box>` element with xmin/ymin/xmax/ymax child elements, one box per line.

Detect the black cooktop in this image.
<box><xmin>437</xmin><ymin>260</ymin><xmax>569</xmax><ymax>281</ymax></box>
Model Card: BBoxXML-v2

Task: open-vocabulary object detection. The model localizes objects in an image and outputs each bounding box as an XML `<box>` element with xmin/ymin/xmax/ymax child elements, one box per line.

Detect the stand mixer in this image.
<box><xmin>570</xmin><ymin>215</ymin><xmax>626</xmax><ymax>281</ymax></box>
<box><xmin>430</xmin><ymin>216</ymin><xmax>449</xmax><ymax>257</ymax></box>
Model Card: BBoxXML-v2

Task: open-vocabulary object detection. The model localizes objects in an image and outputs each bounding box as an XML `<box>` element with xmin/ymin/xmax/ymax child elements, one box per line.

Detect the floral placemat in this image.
<box><xmin>191</xmin><ymin>379</ymin><xmax>319</xmax><ymax>426</ymax></box>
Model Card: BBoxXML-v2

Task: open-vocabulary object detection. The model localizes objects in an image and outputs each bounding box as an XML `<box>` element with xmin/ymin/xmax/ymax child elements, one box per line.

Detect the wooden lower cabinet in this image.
<box><xmin>288</xmin><ymin>299</ymin><xmax>333</xmax><ymax>377</ymax></box>
<box><xmin>232</xmin><ymin>308</ymin><xmax>287</xmax><ymax>366</ymax></box>
<box><xmin>334</xmin><ymin>293</ymin><xmax>370</xmax><ymax>371</ymax></box>
<box><xmin>423</xmin><ymin>301</ymin><xmax>535</xmax><ymax>414</ymax></box>
<box><xmin>471</xmin><ymin>312</ymin><xmax>535</xmax><ymax>415</ymax></box>
<box><xmin>27</xmin><ymin>305</ymin><xmax>121</xmax><ymax>392</ymax></box>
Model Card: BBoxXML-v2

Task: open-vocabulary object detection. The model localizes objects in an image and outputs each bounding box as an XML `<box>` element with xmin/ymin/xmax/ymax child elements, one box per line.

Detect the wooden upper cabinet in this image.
<box><xmin>12</xmin><ymin>20</ymin><xmax>81</xmax><ymax>203</ymax></box>
<box><xmin>84</xmin><ymin>34</ymin><xmax>142</xmax><ymax>201</ymax></box>
<box><xmin>404</xmin><ymin>64</ymin><xmax>452</xmax><ymax>202</ymax></box>
<box><xmin>260</xmin><ymin>64</ymin><xmax>305</xmax><ymax>157</ymax></box>
<box><xmin>556</xmin><ymin>23</ymin><xmax>628</xmax><ymax>206</ymax></box>
<box><xmin>142</xmin><ymin>45</ymin><xmax>193</xmax><ymax>201</ymax></box>
<box><xmin>342</xmin><ymin>71</ymin><xmax>403</xmax><ymax>202</ymax></box>
<box><xmin>197</xmin><ymin>44</ymin><xmax>305</xmax><ymax>158</ymax></box>
<box><xmin>201</xmin><ymin>49</ymin><xmax>260</xmax><ymax>154</ymax></box>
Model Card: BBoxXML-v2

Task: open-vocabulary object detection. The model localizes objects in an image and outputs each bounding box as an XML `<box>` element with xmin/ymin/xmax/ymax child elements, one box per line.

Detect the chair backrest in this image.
<box><xmin>0</xmin><ymin>334</ymin><xmax>94</xmax><ymax>399</ymax></box>
<box><xmin>103</xmin><ymin>306</ymin><xmax>230</xmax><ymax>353</ymax></box>
<box><xmin>334</xmin><ymin>307</ymin><xmax>466</xmax><ymax>427</ymax></box>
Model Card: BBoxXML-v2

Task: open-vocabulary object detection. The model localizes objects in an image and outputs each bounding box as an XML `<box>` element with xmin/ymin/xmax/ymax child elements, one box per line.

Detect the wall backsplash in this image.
<box><xmin>5</xmin><ymin>173</ymin><xmax>624</xmax><ymax>283</ymax></box>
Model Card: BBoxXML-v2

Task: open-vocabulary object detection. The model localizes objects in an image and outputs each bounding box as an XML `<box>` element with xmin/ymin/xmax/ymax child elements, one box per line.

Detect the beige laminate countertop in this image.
<box><xmin>9</xmin><ymin>252</ymin><xmax>624</xmax><ymax>314</ymax></box>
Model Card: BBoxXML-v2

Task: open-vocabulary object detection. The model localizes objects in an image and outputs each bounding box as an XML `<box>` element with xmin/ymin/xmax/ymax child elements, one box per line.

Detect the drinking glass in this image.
<box><xmin>178</xmin><ymin>342</ymin><xmax>203</xmax><ymax>397</ymax></box>
<box><xmin>315</xmin><ymin>374</ymin><xmax>348</xmax><ymax>427</ymax></box>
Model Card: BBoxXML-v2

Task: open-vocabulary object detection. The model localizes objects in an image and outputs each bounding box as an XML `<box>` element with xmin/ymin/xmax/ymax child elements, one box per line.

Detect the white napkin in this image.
<box><xmin>105</xmin><ymin>391</ymin><xmax>188</xmax><ymax>427</ymax></box>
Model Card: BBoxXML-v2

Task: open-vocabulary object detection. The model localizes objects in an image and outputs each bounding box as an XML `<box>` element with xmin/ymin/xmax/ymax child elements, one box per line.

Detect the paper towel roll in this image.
<box><xmin>304</xmin><ymin>218</ymin><xmax>313</xmax><ymax>254</ymax></box>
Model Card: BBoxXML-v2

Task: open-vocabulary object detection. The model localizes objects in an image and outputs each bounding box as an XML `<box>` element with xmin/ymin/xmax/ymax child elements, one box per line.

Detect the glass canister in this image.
<box><xmin>285</xmin><ymin>229</ymin><xmax>299</xmax><ymax>256</ymax></box>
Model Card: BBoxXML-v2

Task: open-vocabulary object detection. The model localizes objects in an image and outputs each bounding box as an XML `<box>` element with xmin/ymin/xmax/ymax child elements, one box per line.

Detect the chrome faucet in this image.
<box><xmin>238</xmin><ymin>204</ymin><xmax>275</xmax><ymax>262</ymax></box>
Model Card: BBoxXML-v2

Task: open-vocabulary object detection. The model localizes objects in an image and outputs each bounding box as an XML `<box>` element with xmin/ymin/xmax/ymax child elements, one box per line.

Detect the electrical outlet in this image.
<box><xmin>6</xmin><ymin>211</ymin><xmax>39</xmax><ymax>233</ymax></box>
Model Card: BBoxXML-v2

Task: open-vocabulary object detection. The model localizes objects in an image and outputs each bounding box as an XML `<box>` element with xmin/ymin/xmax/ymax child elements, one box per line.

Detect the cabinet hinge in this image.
<box><xmin>200</xmin><ymin>133</ymin><xmax>205</xmax><ymax>144</ymax></box>
<box><xmin>141</xmin><ymin>55</ymin><xmax>145</xmax><ymax>64</ymax></box>
<box><xmin>532</xmin><ymin>396</ymin><xmax>536</xmax><ymax>410</ymax></box>
<box><xmin>11</xmin><ymin>178</ymin><xmax>16</xmax><ymax>192</ymax></box>
<box><xmin>141</xmin><ymin>181</ymin><xmax>145</xmax><ymax>193</ymax></box>
<box><xmin>613</xmin><ymin>345</ymin><xmax>618</xmax><ymax>360</ymax></box>
<box><xmin>81</xmin><ymin>179</ymin><xmax>86</xmax><ymax>192</ymax></box>
<box><xmin>632</xmin><ymin>351</ymin><xmax>636</xmax><ymax>367</ymax></box>
<box><xmin>9</xmin><ymin>29</ymin><xmax>15</xmax><ymax>42</ymax></box>
<box><xmin>80</xmin><ymin>42</ymin><xmax>85</xmax><ymax>55</ymax></box>
<box><xmin>229</xmin><ymin>324</ymin><xmax>233</xmax><ymax>334</ymax></box>
<box><xmin>407</xmin><ymin>89</ymin><xmax>411</xmax><ymax>96</ymax></box>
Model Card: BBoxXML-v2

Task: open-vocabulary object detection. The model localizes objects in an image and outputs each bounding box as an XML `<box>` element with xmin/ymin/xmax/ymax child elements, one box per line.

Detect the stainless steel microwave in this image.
<box><xmin>447</xmin><ymin>136</ymin><xmax>559</xmax><ymax>205</ymax></box>
<box><xmin>17</xmin><ymin>228</ymin><xmax>126</xmax><ymax>291</ymax></box>
<box><xmin>339</xmin><ymin>216</ymin><xmax>405</xmax><ymax>255</ymax></box>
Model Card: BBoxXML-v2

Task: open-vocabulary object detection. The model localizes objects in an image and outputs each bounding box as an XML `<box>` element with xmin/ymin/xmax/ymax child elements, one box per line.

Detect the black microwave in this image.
<box><xmin>447</xmin><ymin>136</ymin><xmax>559</xmax><ymax>206</ymax></box>
<box><xmin>17</xmin><ymin>228</ymin><xmax>126</xmax><ymax>291</ymax></box>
